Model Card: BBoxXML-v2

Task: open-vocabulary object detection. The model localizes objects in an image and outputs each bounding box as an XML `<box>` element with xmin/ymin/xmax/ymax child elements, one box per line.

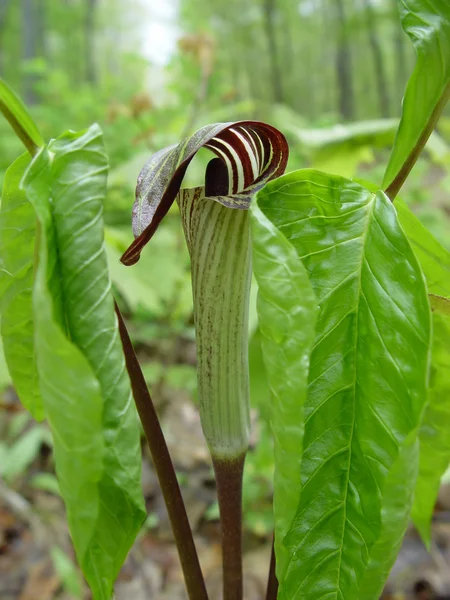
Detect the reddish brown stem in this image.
<box><xmin>212</xmin><ymin>454</ymin><xmax>246</xmax><ymax>600</ymax></box>
<box><xmin>115</xmin><ymin>303</ymin><xmax>208</xmax><ymax>600</ymax></box>
<box><xmin>385</xmin><ymin>82</ymin><xmax>450</xmax><ymax>201</ymax></box>
<box><xmin>266</xmin><ymin>539</ymin><xmax>278</xmax><ymax>600</ymax></box>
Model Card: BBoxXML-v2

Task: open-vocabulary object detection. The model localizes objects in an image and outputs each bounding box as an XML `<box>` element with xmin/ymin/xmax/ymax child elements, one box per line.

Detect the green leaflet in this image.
<box><xmin>383</xmin><ymin>0</ymin><xmax>450</xmax><ymax>193</ymax></box>
<box><xmin>359</xmin><ymin>435</ymin><xmax>419</xmax><ymax>599</ymax></box>
<box><xmin>412</xmin><ymin>312</ymin><xmax>450</xmax><ymax>545</ymax></box>
<box><xmin>397</xmin><ymin>200</ymin><xmax>450</xmax><ymax>545</ymax></box>
<box><xmin>0</xmin><ymin>337</ymin><xmax>10</xmax><ymax>389</ymax></box>
<box><xmin>250</xmin><ymin>199</ymin><xmax>317</xmax><ymax>582</ymax></box>
<box><xmin>397</xmin><ymin>199</ymin><xmax>450</xmax><ymax>297</ymax></box>
<box><xmin>295</xmin><ymin>119</ymin><xmax>448</xmax><ymax>179</ymax></box>
<box><xmin>0</xmin><ymin>152</ymin><xmax>44</xmax><ymax>419</ymax></box>
<box><xmin>22</xmin><ymin>126</ymin><xmax>145</xmax><ymax>600</ymax></box>
<box><xmin>255</xmin><ymin>170</ymin><xmax>431</xmax><ymax>600</ymax></box>
<box><xmin>0</xmin><ymin>78</ymin><xmax>44</xmax><ymax>155</ymax></box>
<box><xmin>177</xmin><ymin>186</ymin><xmax>251</xmax><ymax>458</ymax></box>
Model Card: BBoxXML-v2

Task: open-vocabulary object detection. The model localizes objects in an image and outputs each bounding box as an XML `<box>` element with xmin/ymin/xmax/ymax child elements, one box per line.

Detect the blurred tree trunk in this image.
<box><xmin>365</xmin><ymin>0</ymin><xmax>390</xmax><ymax>117</ymax></box>
<box><xmin>36</xmin><ymin>0</ymin><xmax>47</xmax><ymax>60</ymax></box>
<box><xmin>85</xmin><ymin>0</ymin><xmax>97</xmax><ymax>84</ymax></box>
<box><xmin>334</xmin><ymin>0</ymin><xmax>355</xmax><ymax>120</ymax></box>
<box><xmin>281</xmin><ymin>1</ymin><xmax>298</xmax><ymax>110</ymax></box>
<box><xmin>22</xmin><ymin>0</ymin><xmax>37</xmax><ymax>104</ymax></box>
<box><xmin>390</xmin><ymin>0</ymin><xmax>408</xmax><ymax>106</ymax></box>
<box><xmin>262</xmin><ymin>0</ymin><xmax>284</xmax><ymax>103</ymax></box>
<box><xmin>0</xmin><ymin>0</ymin><xmax>11</xmax><ymax>76</ymax></box>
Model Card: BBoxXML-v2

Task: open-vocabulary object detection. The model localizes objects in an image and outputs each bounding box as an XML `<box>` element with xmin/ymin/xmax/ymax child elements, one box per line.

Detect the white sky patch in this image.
<box><xmin>140</xmin><ymin>0</ymin><xmax>180</xmax><ymax>66</ymax></box>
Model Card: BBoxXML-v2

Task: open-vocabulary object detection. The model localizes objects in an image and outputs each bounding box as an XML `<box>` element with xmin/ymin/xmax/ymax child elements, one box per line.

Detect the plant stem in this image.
<box><xmin>266</xmin><ymin>540</ymin><xmax>278</xmax><ymax>600</ymax></box>
<box><xmin>212</xmin><ymin>454</ymin><xmax>246</xmax><ymax>600</ymax></box>
<box><xmin>115</xmin><ymin>303</ymin><xmax>209</xmax><ymax>600</ymax></box>
<box><xmin>385</xmin><ymin>82</ymin><xmax>450</xmax><ymax>201</ymax></box>
<box><xmin>0</xmin><ymin>100</ymin><xmax>39</xmax><ymax>156</ymax></box>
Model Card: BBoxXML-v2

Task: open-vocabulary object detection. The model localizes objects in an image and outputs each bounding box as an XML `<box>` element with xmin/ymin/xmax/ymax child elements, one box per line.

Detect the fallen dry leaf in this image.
<box><xmin>19</xmin><ymin>559</ymin><xmax>59</xmax><ymax>600</ymax></box>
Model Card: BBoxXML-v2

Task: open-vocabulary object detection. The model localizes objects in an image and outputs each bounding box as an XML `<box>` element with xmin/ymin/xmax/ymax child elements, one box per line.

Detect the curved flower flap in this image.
<box><xmin>121</xmin><ymin>120</ymin><xmax>288</xmax><ymax>265</ymax></box>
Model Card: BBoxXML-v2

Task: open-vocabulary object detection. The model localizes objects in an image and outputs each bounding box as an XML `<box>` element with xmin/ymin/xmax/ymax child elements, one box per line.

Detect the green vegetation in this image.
<box><xmin>0</xmin><ymin>1</ymin><xmax>450</xmax><ymax>599</ymax></box>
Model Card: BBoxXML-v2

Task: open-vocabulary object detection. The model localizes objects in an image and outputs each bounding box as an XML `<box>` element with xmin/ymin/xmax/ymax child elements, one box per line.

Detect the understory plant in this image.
<box><xmin>0</xmin><ymin>1</ymin><xmax>450</xmax><ymax>599</ymax></box>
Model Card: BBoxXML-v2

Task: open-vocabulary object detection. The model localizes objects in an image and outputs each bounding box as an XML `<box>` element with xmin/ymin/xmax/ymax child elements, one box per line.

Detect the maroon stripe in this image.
<box><xmin>245</xmin><ymin>128</ymin><xmax>264</xmax><ymax>172</ymax></box>
<box><xmin>217</xmin><ymin>128</ymin><xmax>254</xmax><ymax>191</ymax></box>
<box><xmin>238</xmin><ymin>126</ymin><xmax>261</xmax><ymax>173</ymax></box>
<box><xmin>122</xmin><ymin>120</ymin><xmax>289</xmax><ymax>266</ymax></box>
<box><xmin>205</xmin><ymin>138</ymin><xmax>238</xmax><ymax>194</ymax></box>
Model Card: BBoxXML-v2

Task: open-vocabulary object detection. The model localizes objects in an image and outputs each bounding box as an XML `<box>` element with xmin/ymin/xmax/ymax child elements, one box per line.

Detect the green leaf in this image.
<box><xmin>22</xmin><ymin>126</ymin><xmax>145</xmax><ymax>599</ymax></box>
<box><xmin>295</xmin><ymin>120</ymin><xmax>448</xmax><ymax>165</ymax></box>
<box><xmin>296</xmin><ymin>119</ymin><xmax>399</xmax><ymax>150</ymax></box>
<box><xmin>23</xmin><ymin>147</ymin><xmax>107</xmax><ymax>595</ymax></box>
<box><xmin>397</xmin><ymin>199</ymin><xmax>450</xmax><ymax>297</ymax></box>
<box><xmin>1</xmin><ymin>425</ymin><xmax>50</xmax><ymax>481</ymax></box>
<box><xmin>412</xmin><ymin>312</ymin><xmax>450</xmax><ymax>545</ymax></box>
<box><xmin>0</xmin><ymin>153</ymin><xmax>44</xmax><ymax>419</ymax></box>
<box><xmin>8</xmin><ymin>412</ymin><xmax>31</xmax><ymax>439</ymax></box>
<box><xmin>294</xmin><ymin>118</ymin><xmax>449</xmax><ymax>179</ymax></box>
<box><xmin>121</xmin><ymin>120</ymin><xmax>288</xmax><ymax>265</ymax></box>
<box><xmin>250</xmin><ymin>198</ymin><xmax>318</xmax><ymax>582</ymax></box>
<box><xmin>51</xmin><ymin>546</ymin><xmax>83</xmax><ymax>599</ymax></box>
<box><xmin>248</xmin><ymin>329</ymin><xmax>272</xmax><ymax>419</ymax></box>
<box><xmin>30</xmin><ymin>473</ymin><xmax>61</xmax><ymax>496</ymax></box>
<box><xmin>397</xmin><ymin>201</ymin><xmax>450</xmax><ymax>545</ymax></box>
<box><xmin>0</xmin><ymin>78</ymin><xmax>44</xmax><ymax>154</ymax></box>
<box><xmin>359</xmin><ymin>435</ymin><xmax>419</xmax><ymax>598</ymax></box>
<box><xmin>383</xmin><ymin>0</ymin><xmax>450</xmax><ymax>196</ymax></box>
<box><xmin>255</xmin><ymin>170</ymin><xmax>431</xmax><ymax>600</ymax></box>
<box><xmin>0</xmin><ymin>337</ymin><xmax>10</xmax><ymax>389</ymax></box>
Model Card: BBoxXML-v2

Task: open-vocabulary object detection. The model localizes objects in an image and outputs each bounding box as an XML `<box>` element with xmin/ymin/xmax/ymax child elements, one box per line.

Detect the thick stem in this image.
<box><xmin>266</xmin><ymin>540</ymin><xmax>278</xmax><ymax>600</ymax></box>
<box><xmin>115</xmin><ymin>303</ymin><xmax>208</xmax><ymax>600</ymax></box>
<box><xmin>385</xmin><ymin>82</ymin><xmax>450</xmax><ymax>200</ymax></box>
<box><xmin>212</xmin><ymin>454</ymin><xmax>246</xmax><ymax>600</ymax></box>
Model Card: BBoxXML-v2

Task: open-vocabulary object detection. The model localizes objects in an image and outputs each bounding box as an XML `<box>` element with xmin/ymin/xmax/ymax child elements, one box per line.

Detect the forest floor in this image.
<box><xmin>1</xmin><ymin>375</ymin><xmax>450</xmax><ymax>600</ymax></box>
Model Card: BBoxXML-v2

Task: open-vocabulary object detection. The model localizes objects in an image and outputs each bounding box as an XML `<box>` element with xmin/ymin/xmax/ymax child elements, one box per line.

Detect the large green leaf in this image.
<box><xmin>0</xmin><ymin>153</ymin><xmax>44</xmax><ymax>419</ymax></box>
<box><xmin>23</xmin><ymin>147</ymin><xmax>106</xmax><ymax>591</ymax></box>
<box><xmin>0</xmin><ymin>78</ymin><xmax>44</xmax><ymax>154</ymax></box>
<box><xmin>22</xmin><ymin>126</ymin><xmax>145</xmax><ymax>599</ymax></box>
<box><xmin>383</xmin><ymin>0</ymin><xmax>450</xmax><ymax>194</ymax></box>
<box><xmin>250</xmin><ymin>199</ymin><xmax>317</xmax><ymax>582</ymax></box>
<box><xmin>254</xmin><ymin>170</ymin><xmax>431</xmax><ymax>600</ymax></box>
<box><xmin>397</xmin><ymin>200</ymin><xmax>450</xmax><ymax>545</ymax></box>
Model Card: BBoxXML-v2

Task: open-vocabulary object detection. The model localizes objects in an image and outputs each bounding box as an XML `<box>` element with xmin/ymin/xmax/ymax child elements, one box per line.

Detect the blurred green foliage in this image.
<box><xmin>0</xmin><ymin>0</ymin><xmax>449</xmax><ymax>541</ymax></box>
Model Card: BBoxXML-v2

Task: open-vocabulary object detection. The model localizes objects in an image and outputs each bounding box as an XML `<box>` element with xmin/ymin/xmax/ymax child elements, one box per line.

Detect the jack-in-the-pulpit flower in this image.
<box><xmin>122</xmin><ymin>121</ymin><xmax>288</xmax><ymax>459</ymax></box>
